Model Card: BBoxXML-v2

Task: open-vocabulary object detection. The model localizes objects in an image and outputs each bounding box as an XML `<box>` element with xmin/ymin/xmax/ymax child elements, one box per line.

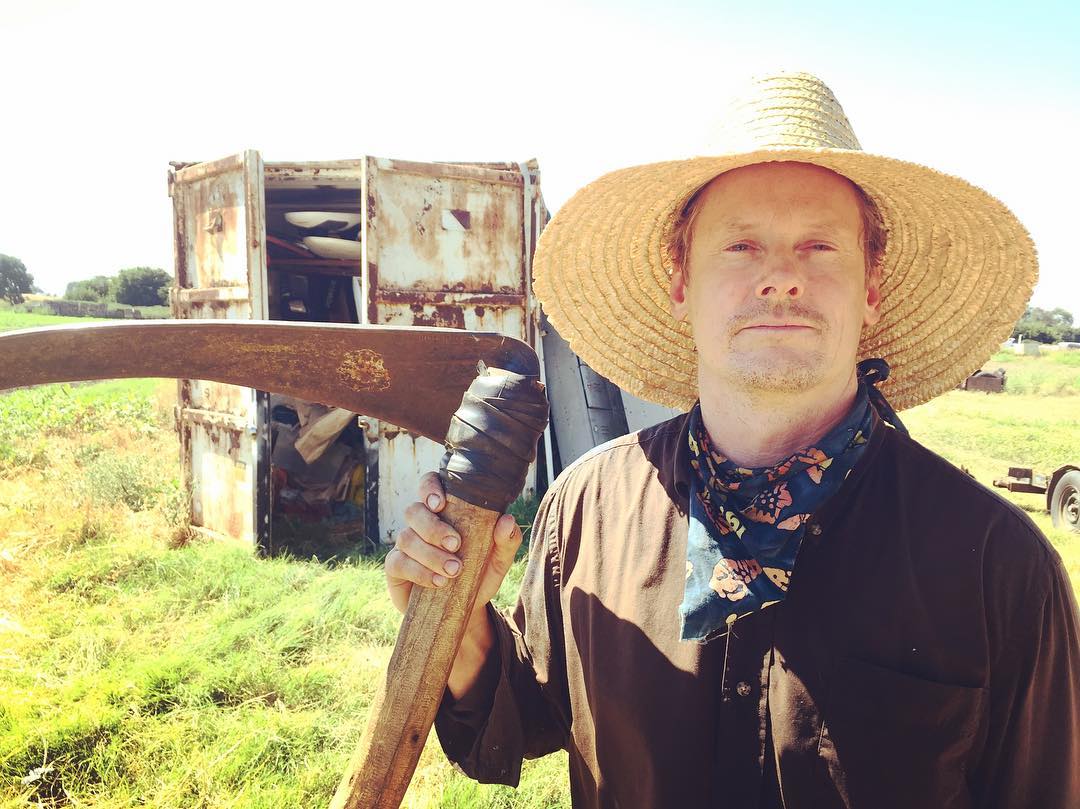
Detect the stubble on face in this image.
<box><xmin>721</xmin><ymin>300</ymin><xmax>832</xmax><ymax>393</ymax></box>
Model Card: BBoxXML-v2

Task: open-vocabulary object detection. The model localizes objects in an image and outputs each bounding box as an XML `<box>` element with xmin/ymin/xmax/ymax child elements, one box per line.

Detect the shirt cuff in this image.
<box><xmin>434</xmin><ymin>602</ymin><xmax>525</xmax><ymax>785</ymax></box>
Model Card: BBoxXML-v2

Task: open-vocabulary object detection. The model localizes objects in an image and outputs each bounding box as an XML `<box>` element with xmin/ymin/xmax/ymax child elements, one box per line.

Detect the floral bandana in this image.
<box><xmin>679</xmin><ymin>360</ymin><xmax>905</xmax><ymax>642</ymax></box>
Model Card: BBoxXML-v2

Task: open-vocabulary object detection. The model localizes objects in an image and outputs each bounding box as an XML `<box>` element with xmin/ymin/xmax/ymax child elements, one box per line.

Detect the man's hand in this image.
<box><xmin>384</xmin><ymin>471</ymin><xmax>524</xmax><ymax>697</ymax></box>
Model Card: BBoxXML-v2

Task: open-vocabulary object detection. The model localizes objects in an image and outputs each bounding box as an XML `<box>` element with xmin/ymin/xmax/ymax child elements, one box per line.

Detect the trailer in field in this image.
<box><xmin>993</xmin><ymin>465</ymin><xmax>1080</xmax><ymax>533</ymax></box>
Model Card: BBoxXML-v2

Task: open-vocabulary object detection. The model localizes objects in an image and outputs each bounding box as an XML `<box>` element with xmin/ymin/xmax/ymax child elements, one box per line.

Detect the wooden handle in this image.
<box><xmin>328</xmin><ymin>495</ymin><xmax>499</xmax><ymax>809</ymax></box>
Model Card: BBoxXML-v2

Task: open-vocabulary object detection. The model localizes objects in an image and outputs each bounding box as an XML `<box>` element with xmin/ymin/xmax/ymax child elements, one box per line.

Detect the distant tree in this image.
<box><xmin>65</xmin><ymin>275</ymin><xmax>116</xmax><ymax>303</ymax></box>
<box><xmin>1049</xmin><ymin>307</ymin><xmax>1074</xmax><ymax>327</ymax></box>
<box><xmin>114</xmin><ymin>267</ymin><xmax>172</xmax><ymax>307</ymax></box>
<box><xmin>0</xmin><ymin>254</ymin><xmax>35</xmax><ymax>305</ymax></box>
<box><xmin>1012</xmin><ymin>305</ymin><xmax>1078</xmax><ymax>344</ymax></box>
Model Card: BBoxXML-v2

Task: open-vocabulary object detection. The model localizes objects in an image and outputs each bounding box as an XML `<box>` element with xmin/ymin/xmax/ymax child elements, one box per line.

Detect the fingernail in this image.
<box><xmin>426</xmin><ymin>495</ymin><xmax>440</xmax><ymax>510</ymax></box>
<box><xmin>443</xmin><ymin>536</ymin><xmax>460</xmax><ymax>552</ymax></box>
<box><xmin>443</xmin><ymin>559</ymin><xmax>461</xmax><ymax>576</ymax></box>
<box><xmin>432</xmin><ymin>574</ymin><xmax>447</xmax><ymax>587</ymax></box>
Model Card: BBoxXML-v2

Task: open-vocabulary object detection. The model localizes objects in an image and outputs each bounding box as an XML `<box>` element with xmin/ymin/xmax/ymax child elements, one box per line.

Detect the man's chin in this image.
<box><xmin>722</xmin><ymin>352</ymin><xmax>828</xmax><ymax>393</ymax></box>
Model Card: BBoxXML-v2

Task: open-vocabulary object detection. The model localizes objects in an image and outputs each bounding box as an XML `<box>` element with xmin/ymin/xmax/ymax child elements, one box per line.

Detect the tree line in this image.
<box><xmin>1011</xmin><ymin>306</ymin><xmax>1079</xmax><ymax>344</ymax></box>
<box><xmin>63</xmin><ymin>267</ymin><xmax>173</xmax><ymax>307</ymax></box>
<box><xmin>0</xmin><ymin>254</ymin><xmax>172</xmax><ymax>308</ymax></box>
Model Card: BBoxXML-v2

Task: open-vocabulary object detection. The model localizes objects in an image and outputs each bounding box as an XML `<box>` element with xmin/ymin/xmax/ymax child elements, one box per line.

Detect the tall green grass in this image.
<box><xmin>984</xmin><ymin>349</ymin><xmax>1080</xmax><ymax>396</ymax></box>
<box><xmin>0</xmin><ymin>381</ymin><xmax>163</xmax><ymax>476</ymax></box>
<box><xmin>0</xmin><ymin>489</ymin><xmax>567</xmax><ymax>807</ymax></box>
<box><xmin>0</xmin><ymin>300</ymin><xmax>170</xmax><ymax>327</ymax></box>
<box><xmin>0</xmin><ymin>354</ymin><xmax>568</xmax><ymax>806</ymax></box>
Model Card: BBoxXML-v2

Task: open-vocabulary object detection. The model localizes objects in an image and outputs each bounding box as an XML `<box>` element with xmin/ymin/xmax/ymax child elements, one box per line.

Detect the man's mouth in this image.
<box><xmin>739</xmin><ymin>322</ymin><xmax>817</xmax><ymax>333</ymax></box>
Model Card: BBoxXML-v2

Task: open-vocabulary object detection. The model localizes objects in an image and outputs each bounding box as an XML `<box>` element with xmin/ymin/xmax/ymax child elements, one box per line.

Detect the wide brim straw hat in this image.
<box><xmin>532</xmin><ymin>73</ymin><xmax>1038</xmax><ymax>412</ymax></box>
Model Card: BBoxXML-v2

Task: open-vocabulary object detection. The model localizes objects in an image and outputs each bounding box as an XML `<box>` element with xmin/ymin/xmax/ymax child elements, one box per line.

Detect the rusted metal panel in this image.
<box><xmin>376</xmin><ymin>428</ymin><xmax>449</xmax><ymax>545</ymax></box>
<box><xmin>365</xmin><ymin>157</ymin><xmax>528</xmax><ymax>300</ymax></box>
<box><xmin>176</xmin><ymin>286</ymin><xmax>253</xmax><ymax>304</ymax></box>
<box><xmin>364</xmin><ymin>158</ymin><xmax>545</xmax><ymax>544</ymax></box>
<box><xmin>375</xmin><ymin>158</ymin><xmax>528</xmax><ymax>186</ymax></box>
<box><xmin>186</xmin><ymin>420</ymin><xmax>256</xmax><ymax>541</ymax></box>
<box><xmin>170</xmin><ymin>150</ymin><xmax>267</xmax><ymax>544</ymax></box>
<box><xmin>265</xmin><ymin>161</ymin><xmax>364</xmax><ymax>187</ymax></box>
<box><xmin>959</xmin><ymin>369</ymin><xmax>1006</xmax><ymax>393</ymax></box>
<box><xmin>376</xmin><ymin>302</ymin><xmax>524</xmax><ymax>335</ymax></box>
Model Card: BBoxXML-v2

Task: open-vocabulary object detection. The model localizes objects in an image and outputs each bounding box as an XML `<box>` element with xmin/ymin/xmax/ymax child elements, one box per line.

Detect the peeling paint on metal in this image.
<box><xmin>171</xmin><ymin>151</ymin><xmax>264</xmax><ymax>544</ymax></box>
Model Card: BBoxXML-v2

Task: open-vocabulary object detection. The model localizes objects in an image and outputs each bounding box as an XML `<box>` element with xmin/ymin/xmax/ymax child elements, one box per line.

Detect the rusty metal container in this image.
<box><xmin>168</xmin><ymin>151</ymin><xmax>546</xmax><ymax>550</ymax></box>
<box><xmin>958</xmin><ymin>368</ymin><xmax>1006</xmax><ymax>393</ymax></box>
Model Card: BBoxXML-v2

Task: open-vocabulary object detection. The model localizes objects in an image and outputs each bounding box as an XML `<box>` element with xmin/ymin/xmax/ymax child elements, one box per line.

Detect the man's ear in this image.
<box><xmin>670</xmin><ymin>265</ymin><xmax>689</xmax><ymax>320</ymax></box>
<box><xmin>862</xmin><ymin>271</ymin><xmax>882</xmax><ymax>327</ymax></box>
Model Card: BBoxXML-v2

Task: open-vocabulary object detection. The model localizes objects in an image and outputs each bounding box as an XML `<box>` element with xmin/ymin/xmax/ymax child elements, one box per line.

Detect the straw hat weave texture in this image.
<box><xmin>532</xmin><ymin>74</ymin><xmax>1038</xmax><ymax>412</ymax></box>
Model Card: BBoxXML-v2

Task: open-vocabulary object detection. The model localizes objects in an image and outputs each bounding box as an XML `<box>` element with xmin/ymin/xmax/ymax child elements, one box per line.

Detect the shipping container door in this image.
<box><xmin>169</xmin><ymin>151</ymin><xmax>269</xmax><ymax>545</ymax></box>
<box><xmin>362</xmin><ymin>157</ymin><xmax>541</xmax><ymax>543</ymax></box>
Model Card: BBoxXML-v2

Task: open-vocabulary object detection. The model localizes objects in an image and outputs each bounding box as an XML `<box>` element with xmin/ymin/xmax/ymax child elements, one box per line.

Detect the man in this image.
<box><xmin>384</xmin><ymin>73</ymin><xmax>1080</xmax><ymax>807</ymax></box>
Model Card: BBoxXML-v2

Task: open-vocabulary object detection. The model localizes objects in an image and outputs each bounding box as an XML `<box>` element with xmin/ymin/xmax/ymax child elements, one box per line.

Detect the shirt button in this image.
<box><xmin>808</xmin><ymin>524</ymin><xmax>822</xmax><ymax>536</ymax></box>
<box><xmin>736</xmin><ymin>681</ymin><xmax>752</xmax><ymax>697</ymax></box>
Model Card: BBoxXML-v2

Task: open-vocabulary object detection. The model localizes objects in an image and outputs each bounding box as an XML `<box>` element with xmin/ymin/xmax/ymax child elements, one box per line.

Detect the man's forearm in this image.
<box><xmin>447</xmin><ymin>607</ymin><xmax>496</xmax><ymax>699</ymax></box>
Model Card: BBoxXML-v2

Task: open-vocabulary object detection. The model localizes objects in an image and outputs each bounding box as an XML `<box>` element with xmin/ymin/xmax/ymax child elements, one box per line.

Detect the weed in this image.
<box><xmin>80</xmin><ymin>452</ymin><xmax>159</xmax><ymax>511</ymax></box>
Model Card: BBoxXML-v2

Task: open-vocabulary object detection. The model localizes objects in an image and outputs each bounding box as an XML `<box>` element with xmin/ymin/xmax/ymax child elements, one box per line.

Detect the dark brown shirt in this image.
<box><xmin>435</xmin><ymin>413</ymin><xmax>1080</xmax><ymax>808</ymax></box>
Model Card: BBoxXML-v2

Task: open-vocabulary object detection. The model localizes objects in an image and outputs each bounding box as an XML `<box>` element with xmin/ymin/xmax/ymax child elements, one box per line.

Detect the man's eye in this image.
<box><xmin>728</xmin><ymin>243</ymin><xmax>752</xmax><ymax>252</ymax></box>
<box><xmin>810</xmin><ymin>243</ymin><xmax>834</xmax><ymax>251</ymax></box>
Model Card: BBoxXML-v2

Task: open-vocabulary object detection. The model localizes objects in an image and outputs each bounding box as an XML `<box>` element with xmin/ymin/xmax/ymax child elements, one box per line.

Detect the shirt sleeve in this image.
<box><xmin>974</xmin><ymin>550</ymin><xmax>1080</xmax><ymax>808</ymax></box>
<box><xmin>433</xmin><ymin>489</ymin><xmax>573</xmax><ymax>785</ymax></box>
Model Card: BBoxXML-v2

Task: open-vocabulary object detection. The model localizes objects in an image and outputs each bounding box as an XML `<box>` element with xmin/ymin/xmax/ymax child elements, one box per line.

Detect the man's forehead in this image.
<box><xmin>702</xmin><ymin>162</ymin><xmax>859</xmax><ymax>200</ymax></box>
<box><xmin>714</xmin><ymin>216</ymin><xmax>856</xmax><ymax>234</ymax></box>
<box><xmin>695</xmin><ymin>163</ymin><xmax>863</xmax><ymax>225</ymax></box>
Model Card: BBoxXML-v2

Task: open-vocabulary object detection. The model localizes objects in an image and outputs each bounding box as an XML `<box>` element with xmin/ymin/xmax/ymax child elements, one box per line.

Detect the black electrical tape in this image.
<box><xmin>439</xmin><ymin>370</ymin><xmax>549</xmax><ymax>512</ymax></box>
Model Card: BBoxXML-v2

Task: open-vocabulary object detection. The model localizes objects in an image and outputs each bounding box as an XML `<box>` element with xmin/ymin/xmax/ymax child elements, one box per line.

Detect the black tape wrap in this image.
<box><xmin>439</xmin><ymin>370</ymin><xmax>549</xmax><ymax>512</ymax></box>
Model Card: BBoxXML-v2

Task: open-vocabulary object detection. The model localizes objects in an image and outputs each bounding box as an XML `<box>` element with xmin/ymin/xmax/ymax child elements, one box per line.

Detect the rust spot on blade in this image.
<box><xmin>337</xmin><ymin>349</ymin><xmax>391</xmax><ymax>392</ymax></box>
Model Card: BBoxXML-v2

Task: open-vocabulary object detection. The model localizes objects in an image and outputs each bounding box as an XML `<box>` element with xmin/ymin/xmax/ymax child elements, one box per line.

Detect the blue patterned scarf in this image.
<box><xmin>679</xmin><ymin>359</ymin><xmax>905</xmax><ymax>642</ymax></box>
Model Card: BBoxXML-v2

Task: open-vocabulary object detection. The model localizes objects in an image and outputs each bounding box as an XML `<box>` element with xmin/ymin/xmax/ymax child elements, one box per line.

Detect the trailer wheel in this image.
<box><xmin>1050</xmin><ymin>470</ymin><xmax>1080</xmax><ymax>533</ymax></box>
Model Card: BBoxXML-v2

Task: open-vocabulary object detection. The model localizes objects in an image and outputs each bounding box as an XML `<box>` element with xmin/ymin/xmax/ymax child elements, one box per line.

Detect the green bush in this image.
<box><xmin>82</xmin><ymin>452</ymin><xmax>159</xmax><ymax>511</ymax></box>
<box><xmin>0</xmin><ymin>383</ymin><xmax>160</xmax><ymax>443</ymax></box>
<box><xmin>64</xmin><ymin>275</ymin><xmax>116</xmax><ymax>303</ymax></box>
<box><xmin>115</xmin><ymin>267</ymin><xmax>172</xmax><ymax>307</ymax></box>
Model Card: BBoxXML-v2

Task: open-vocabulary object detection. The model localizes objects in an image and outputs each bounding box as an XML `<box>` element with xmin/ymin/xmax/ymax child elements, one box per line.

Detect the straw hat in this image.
<box><xmin>532</xmin><ymin>73</ymin><xmax>1038</xmax><ymax>412</ymax></box>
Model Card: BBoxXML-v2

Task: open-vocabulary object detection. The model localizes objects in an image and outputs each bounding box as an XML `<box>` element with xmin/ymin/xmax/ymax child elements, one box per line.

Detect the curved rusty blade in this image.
<box><xmin>0</xmin><ymin>320</ymin><xmax>539</xmax><ymax>443</ymax></box>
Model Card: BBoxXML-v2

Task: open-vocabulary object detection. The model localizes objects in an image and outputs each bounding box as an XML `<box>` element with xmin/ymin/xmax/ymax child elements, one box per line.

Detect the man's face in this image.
<box><xmin>669</xmin><ymin>161</ymin><xmax>882</xmax><ymax>396</ymax></box>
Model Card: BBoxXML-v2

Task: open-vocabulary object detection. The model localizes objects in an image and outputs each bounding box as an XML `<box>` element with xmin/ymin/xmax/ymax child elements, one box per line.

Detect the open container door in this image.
<box><xmin>168</xmin><ymin>150</ymin><xmax>270</xmax><ymax>546</ymax></box>
<box><xmin>361</xmin><ymin>157</ymin><xmax>543</xmax><ymax>544</ymax></box>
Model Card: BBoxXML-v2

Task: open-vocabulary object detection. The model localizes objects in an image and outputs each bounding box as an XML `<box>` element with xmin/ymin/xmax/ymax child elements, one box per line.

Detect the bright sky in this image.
<box><xmin>1</xmin><ymin>0</ymin><xmax>1077</xmax><ymax>318</ymax></box>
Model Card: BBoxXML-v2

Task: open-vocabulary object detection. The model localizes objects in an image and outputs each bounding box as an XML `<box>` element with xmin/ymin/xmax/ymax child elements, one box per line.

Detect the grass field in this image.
<box><xmin>0</xmin><ymin>300</ymin><xmax>170</xmax><ymax>326</ymax></box>
<box><xmin>0</xmin><ymin>309</ymin><xmax>109</xmax><ymax>331</ymax></box>
<box><xmin>0</xmin><ymin>311</ymin><xmax>1077</xmax><ymax>807</ymax></box>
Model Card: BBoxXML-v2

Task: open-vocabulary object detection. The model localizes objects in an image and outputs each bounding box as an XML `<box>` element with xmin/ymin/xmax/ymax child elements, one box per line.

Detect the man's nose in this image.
<box><xmin>757</xmin><ymin>257</ymin><xmax>803</xmax><ymax>299</ymax></box>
